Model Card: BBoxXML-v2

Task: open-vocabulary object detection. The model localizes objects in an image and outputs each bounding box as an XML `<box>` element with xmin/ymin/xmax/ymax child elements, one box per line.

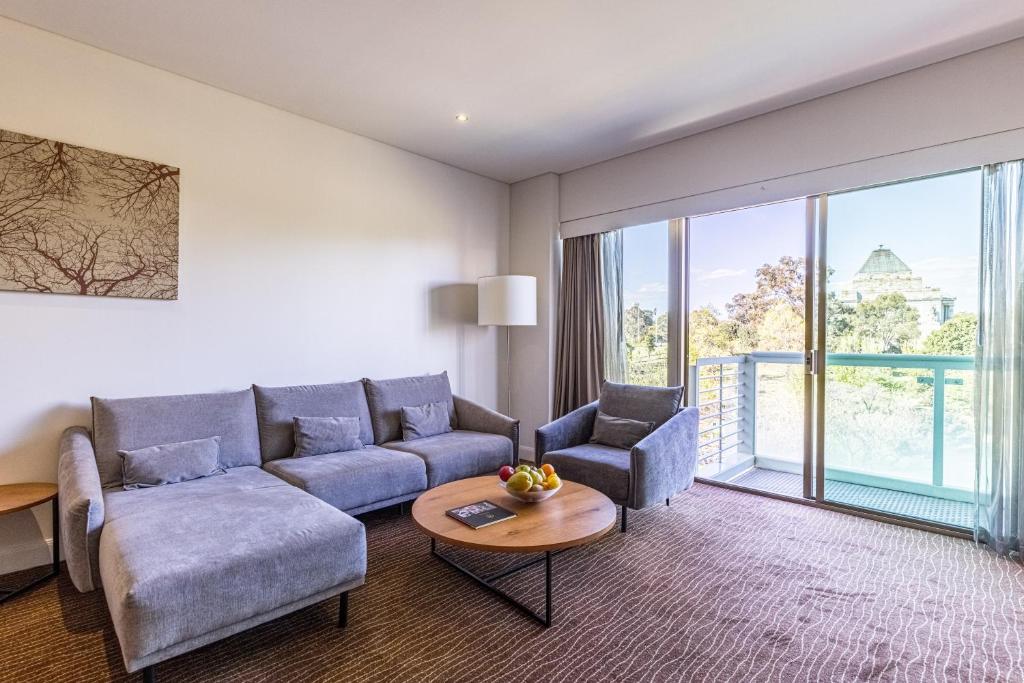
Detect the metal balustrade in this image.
<box><xmin>689</xmin><ymin>351</ymin><xmax>976</xmax><ymax>501</ymax></box>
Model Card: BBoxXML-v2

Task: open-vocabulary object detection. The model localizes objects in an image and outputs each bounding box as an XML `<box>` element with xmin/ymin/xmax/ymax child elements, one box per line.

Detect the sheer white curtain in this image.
<box><xmin>600</xmin><ymin>230</ymin><xmax>626</xmax><ymax>383</ymax></box>
<box><xmin>975</xmin><ymin>160</ymin><xmax>1024</xmax><ymax>555</ymax></box>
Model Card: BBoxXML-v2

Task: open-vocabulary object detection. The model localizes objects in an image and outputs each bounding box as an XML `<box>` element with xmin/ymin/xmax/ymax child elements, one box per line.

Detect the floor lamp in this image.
<box><xmin>478</xmin><ymin>275</ymin><xmax>537</xmax><ymax>416</ymax></box>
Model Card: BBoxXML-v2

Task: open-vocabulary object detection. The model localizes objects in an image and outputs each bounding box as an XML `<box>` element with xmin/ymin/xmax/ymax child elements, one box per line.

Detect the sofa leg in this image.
<box><xmin>338</xmin><ymin>591</ymin><xmax>349</xmax><ymax>628</ymax></box>
<box><xmin>620</xmin><ymin>505</ymin><xmax>628</xmax><ymax>533</ymax></box>
<box><xmin>142</xmin><ymin>666</ymin><xmax>155</xmax><ymax>683</ymax></box>
<box><xmin>666</xmin><ymin>497</ymin><xmax>671</xmax><ymax>506</ymax></box>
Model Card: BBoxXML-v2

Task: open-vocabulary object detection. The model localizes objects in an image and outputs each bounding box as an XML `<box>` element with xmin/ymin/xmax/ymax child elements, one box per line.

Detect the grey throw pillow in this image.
<box><xmin>590</xmin><ymin>411</ymin><xmax>655</xmax><ymax>450</ymax></box>
<box><xmin>292</xmin><ymin>416</ymin><xmax>363</xmax><ymax>457</ymax></box>
<box><xmin>119</xmin><ymin>436</ymin><xmax>225</xmax><ymax>490</ymax></box>
<box><xmin>401</xmin><ymin>401</ymin><xmax>453</xmax><ymax>441</ymax></box>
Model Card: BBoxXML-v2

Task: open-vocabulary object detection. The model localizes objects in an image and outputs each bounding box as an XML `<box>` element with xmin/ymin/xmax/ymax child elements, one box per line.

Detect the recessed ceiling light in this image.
<box><xmin>455</xmin><ymin>113</ymin><xmax>469</xmax><ymax>123</ymax></box>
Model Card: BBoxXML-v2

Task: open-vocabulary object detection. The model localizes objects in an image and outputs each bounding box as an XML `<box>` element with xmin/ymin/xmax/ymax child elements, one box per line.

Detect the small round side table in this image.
<box><xmin>0</xmin><ymin>483</ymin><xmax>59</xmax><ymax>604</ymax></box>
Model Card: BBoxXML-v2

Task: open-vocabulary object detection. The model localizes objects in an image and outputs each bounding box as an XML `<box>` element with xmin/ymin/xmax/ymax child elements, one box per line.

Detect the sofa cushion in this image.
<box><xmin>253</xmin><ymin>382</ymin><xmax>374</xmax><ymax>462</ymax></box>
<box><xmin>102</xmin><ymin>466</ymin><xmax>288</xmax><ymax>523</ymax></box>
<box><xmin>120</xmin><ymin>436</ymin><xmax>225</xmax><ymax>490</ymax></box>
<box><xmin>364</xmin><ymin>372</ymin><xmax>455</xmax><ymax>445</ymax></box>
<box><xmin>401</xmin><ymin>401</ymin><xmax>453</xmax><ymax>441</ymax></box>
<box><xmin>292</xmin><ymin>416</ymin><xmax>363</xmax><ymax>458</ymax></box>
<box><xmin>384</xmin><ymin>430</ymin><xmax>512</xmax><ymax>488</ymax></box>
<box><xmin>590</xmin><ymin>412</ymin><xmax>654</xmax><ymax>450</ymax></box>
<box><xmin>264</xmin><ymin>446</ymin><xmax>426</xmax><ymax>511</ymax></box>
<box><xmin>542</xmin><ymin>443</ymin><xmax>631</xmax><ymax>503</ymax></box>
<box><xmin>598</xmin><ymin>382</ymin><xmax>683</xmax><ymax>429</ymax></box>
<box><xmin>92</xmin><ymin>389</ymin><xmax>261</xmax><ymax>488</ymax></box>
<box><xmin>98</xmin><ymin>483</ymin><xmax>366</xmax><ymax>670</ymax></box>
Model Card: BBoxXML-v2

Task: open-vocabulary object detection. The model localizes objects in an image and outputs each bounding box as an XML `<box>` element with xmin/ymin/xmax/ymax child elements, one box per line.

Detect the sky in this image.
<box><xmin>623</xmin><ymin>168</ymin><xmax>982</xmax><ymax>316</ymax></box>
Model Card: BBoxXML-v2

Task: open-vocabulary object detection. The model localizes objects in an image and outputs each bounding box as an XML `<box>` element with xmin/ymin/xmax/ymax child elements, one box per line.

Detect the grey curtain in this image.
<box><xmin>553</xmin><ymin>234</ymin><xmax>606</xmax><ymax>417</ymax></box>
<box><xmin>601</xmin><ymin>230</ymin><xmax>626</xmax><ymax>384</ymax></box>
<box><xmin>975</xmin><ymin>160</ymin><xmax>1024</xmax><ymax>556</ymax></box>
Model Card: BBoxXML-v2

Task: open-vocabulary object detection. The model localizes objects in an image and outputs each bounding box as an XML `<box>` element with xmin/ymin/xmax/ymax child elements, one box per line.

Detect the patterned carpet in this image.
<box><xmin>728</xmin><ymin>468</ymin><xmax>977</xmax><ymax>528</ymax></box>
<box><xmin>2</xmin><ymin>483</ymin><xmax>1023</xmax><ymax>682</ymax></box>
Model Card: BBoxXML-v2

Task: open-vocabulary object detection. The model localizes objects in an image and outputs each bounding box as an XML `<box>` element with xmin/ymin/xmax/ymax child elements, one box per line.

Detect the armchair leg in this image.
<box><xmin>620</xmin><ymin>505</ymin><xmax>628</xmax><ymax>533</ymax></box>
<box><xmin>338</xmin><ymin>591</ymin><xmax>349</xmax><ymax>628</ymax></box>
<box><xmin>666</xmin><ymin>498</ymin><xmax>671</xmax><ymax>506</ymax></box>
<box><xmin>142</xmin><ymin>666</ymin><xmax>155</xmax><ymax>683</ymax></box>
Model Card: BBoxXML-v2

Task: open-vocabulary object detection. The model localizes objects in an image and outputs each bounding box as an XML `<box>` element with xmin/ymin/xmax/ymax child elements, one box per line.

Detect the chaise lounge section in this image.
<box><xmin>60</xmin><ymin>388</ymin><xmax>367</xmax><ymax>681</ymax></box>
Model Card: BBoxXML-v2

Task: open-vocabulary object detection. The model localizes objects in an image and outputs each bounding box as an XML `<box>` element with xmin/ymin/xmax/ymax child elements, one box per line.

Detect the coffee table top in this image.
<box><xmin>0</xmin><ymin>483</ymin><xmax>57</xmax><ymax>516</ymax></box>
<box><xmin>411</xmin><ymin>476</ymin><xmax>616</xmax><ymax>553</ymax></box>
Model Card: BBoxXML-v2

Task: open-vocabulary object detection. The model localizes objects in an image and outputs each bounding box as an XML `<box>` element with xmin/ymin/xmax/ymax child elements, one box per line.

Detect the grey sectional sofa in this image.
<box><xmin>57</xmin><ymin>372</ymin><xmax>517</xmax><ymax>681</ymax></box>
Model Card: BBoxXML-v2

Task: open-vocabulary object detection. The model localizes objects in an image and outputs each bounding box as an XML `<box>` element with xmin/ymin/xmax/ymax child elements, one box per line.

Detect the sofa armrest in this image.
<box><xmin>453</xmin><ymin>395</ymin><xmax>520</xmax><ymax>465</ymax></box>
<box><xmin>535</xmin><ymin>401</ymin><xmax>599</xmax><ymax>463</ymax></box>
<box><xmin>628</xmin><ymin>407</ymin><xmax>699</xmax><ymax>509</ymax></box>
<box><xmin>57</xmin><ymin>426</ymin><xmax>105</xmax><ymax>593</ymax></box>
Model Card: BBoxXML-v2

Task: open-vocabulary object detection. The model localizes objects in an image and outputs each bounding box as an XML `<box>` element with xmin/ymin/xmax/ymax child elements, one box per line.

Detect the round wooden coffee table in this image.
<box><xmin>412</xmin><ymin>476</ymin><xmax>616</xmax><ymax>626</ymax></box>
<box><xmin>0</xmin><ymin>483</ymin><xmax>59</xmax><ymax>604</ymax></box>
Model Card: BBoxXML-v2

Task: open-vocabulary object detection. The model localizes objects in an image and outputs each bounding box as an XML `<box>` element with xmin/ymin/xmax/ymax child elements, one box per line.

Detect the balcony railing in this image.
<box><xmin>690</xmin><ymin>352</ymin><xmax>976</xmax><ymax>502</ymax></box>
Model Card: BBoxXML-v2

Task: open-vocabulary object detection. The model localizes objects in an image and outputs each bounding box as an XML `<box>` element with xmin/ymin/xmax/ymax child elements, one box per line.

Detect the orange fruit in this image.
<box><xmin>541</xmin><ymin>463</ymin><xmax>555</xmax><ymax>477</ymax></box>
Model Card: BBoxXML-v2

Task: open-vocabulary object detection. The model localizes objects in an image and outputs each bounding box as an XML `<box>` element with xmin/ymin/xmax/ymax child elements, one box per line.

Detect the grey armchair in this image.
<box><xmin>536</xmin><ymin>382</ymin><xmax>699</xmax><ymax>531</ymax></box>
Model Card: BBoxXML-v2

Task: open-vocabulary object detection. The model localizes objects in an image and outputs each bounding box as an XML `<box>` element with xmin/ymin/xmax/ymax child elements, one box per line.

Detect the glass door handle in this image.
<box><xmin>805</xmin><ymin>349</ymin><xmax>820</xmax><ymax>375</ymax></box>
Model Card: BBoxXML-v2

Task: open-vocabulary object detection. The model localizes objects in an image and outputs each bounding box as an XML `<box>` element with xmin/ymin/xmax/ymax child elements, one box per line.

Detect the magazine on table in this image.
<box><xmin>445</xmin><ymin>500</ymin><xmax>517</xmax><ymax>529</ymax></box>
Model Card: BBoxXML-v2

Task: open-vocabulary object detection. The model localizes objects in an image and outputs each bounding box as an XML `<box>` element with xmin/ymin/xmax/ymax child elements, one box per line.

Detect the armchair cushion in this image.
<box><xmin>590</xmin><ymin>411</ymin><xmax>654</xmax><ymax>450</ymax></box>
<box><xmin>384</xmin><ymin>430</ymin><xmax>512</xmax><ymax>487</ymax></box>
<box><xmin>57</xmin><ymin>426</ymin><xmax>105</xmax><ymax>593</ymax></box>
<box><xmin>541</xmin><ymin>443</ymin><xmax>630</xmax><ymax>503</ymax></box>
<box><xmin>598</xmin><ymin>382</ymin><xmax>683</xmax><ymax>429</ymax></box>
<box><xmin>364</xmin><ymin>372</ymin><xmax>456</xmax><ymax>444</ymax></box>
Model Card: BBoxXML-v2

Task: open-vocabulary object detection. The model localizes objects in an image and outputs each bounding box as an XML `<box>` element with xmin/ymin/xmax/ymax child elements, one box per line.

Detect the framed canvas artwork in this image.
<box><xmin>0</xmin><ymin>129</ymin><xmax>179</xmax><ymax>299</ymax></box>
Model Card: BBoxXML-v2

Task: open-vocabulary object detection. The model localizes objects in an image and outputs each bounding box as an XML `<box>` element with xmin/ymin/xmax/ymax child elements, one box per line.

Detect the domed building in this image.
<box><xmin>837</xmin><ymin>245</ymin><xmax>955</xmax><ymax>336</ymax></box>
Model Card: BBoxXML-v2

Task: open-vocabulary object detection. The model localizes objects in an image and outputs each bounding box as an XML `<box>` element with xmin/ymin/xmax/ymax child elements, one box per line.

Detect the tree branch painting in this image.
<box><xmin>0</xmin><ymin>129</ymin><xmax>179</xmax><ymax>300</ymax></box>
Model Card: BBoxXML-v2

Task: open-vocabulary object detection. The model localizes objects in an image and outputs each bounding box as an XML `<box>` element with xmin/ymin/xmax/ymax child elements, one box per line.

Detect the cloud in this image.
<box><xmin>633</xmin><ymin>281</ymin><xmax>668</xmax><ymax>294</ymax></box>
<box><xmin>695</xmin><ymin>267</ymin><xmax>745</xmax><ymax>281</ymax></box>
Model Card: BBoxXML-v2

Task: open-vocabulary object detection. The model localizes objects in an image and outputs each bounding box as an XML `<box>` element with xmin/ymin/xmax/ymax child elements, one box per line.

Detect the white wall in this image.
<box><xmin>0</xmin><ymin>18</ymin><xmax>509</xmax><ymax>572</ymax></box>
<box><xmin>508</xmin><ymin>174</ymin><xmax>560</xmax><ymax>459</ymax></box>
<box><xmin>560</xmin><ymin>37</ymin><xmax>1024</xmax><ymax>236</ymax></box>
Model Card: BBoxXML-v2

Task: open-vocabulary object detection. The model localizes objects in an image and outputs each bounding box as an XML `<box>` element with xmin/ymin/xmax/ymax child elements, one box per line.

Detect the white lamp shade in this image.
<box><xmin>478</xmin><ymin>275</ymin><xmax>537</xmax><ymax>326</ymax></box>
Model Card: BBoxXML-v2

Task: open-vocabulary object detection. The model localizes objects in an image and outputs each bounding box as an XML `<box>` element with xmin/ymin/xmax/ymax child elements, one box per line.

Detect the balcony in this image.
<box><xmin>691</xmin><ymin>352</ymin><xmax>976</xmax><ymax>528</ymax></box>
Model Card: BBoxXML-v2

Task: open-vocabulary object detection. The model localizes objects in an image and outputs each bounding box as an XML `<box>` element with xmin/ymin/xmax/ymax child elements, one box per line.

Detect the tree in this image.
<box><xmin>624</xmin><ymin>302</ymin><xmax>654</xmax><ymax>345</ymax></box>
<box><xmin>757</xmin><ymin>302</ymin><xmax>803</xmax><ymax>351</ymax></box>
<box><xmin>825</xmin><ymin>293</ymin><xmax>857</xmax><ymax>351</ymax></box>
<box><xmin>923</xmin><ymin>314</ymin><xmax>977</xmax><ymax>356</ymax></box>
<box><xmin>853</xmin><ymin>293</ymin><xmax>920</xmax><ymax>353</ymax></box>
<box><xmin>726</xmin><ymin>255</ymin><xmax>804</xmax><ymax>330</ymax></box>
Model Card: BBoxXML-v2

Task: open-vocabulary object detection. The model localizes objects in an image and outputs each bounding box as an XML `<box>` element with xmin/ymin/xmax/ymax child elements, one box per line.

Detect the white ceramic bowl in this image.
<box><xmin>500</xmin><ymin>480</ymin><xmax>562</xmax><ymax>503</ymax></box>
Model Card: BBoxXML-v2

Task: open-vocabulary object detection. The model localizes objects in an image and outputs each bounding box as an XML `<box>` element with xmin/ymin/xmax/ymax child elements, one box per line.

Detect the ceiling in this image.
<box><xmin>2</xmin><ymin>1</ymin><xmax>1024</xmax><ymax>183</ymax></box>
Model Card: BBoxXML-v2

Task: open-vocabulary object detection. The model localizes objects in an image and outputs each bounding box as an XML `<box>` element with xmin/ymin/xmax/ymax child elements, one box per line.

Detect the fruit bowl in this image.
<box><xmin>500</xmin><ymin>480</ymin><xmax>562</xmax><ymax>503</ymax></box>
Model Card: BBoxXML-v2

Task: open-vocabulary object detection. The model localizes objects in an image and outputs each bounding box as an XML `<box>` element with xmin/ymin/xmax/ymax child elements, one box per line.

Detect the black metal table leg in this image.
<box><xmin>0</xmin><ymin>495</ymin><xmax>60</xmax><ymax>605</ymax></box>
<box><xmin>52</xmin><ymin>497</ymin><xmax>60</xmax><ymax>575</ymax></box>
<box><xmin>430</xmin><ymin>540</ymin><xmax>555</xmax><ymax>627</ymax></box>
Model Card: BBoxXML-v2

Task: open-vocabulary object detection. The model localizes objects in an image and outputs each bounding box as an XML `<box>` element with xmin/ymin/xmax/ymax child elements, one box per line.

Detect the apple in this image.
<box><xmin>530</xmin><ymin>484</ymin><xmax>544</xmax><ymax>492</ymax></box>
<box><xmin>498</xmin><ymin>465</ymin><xmax>514</xmax><ymax>482</ymax></box>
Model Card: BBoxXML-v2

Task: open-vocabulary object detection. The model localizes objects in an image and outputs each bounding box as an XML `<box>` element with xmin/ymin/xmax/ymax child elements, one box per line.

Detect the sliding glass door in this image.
<box><xmin>687</xmin><ymin>200</ymin><xmax>809</xmax><ymax>495</ymax></box>
<box><xmin>615</xmin><ymin>168</ymin><xmax>983</xmax><ymax>529</ymax></box>
<box><xmin>818</xmin><ymin>170</ymin><xmax>981</xmax><ymax>528</ymax></box>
